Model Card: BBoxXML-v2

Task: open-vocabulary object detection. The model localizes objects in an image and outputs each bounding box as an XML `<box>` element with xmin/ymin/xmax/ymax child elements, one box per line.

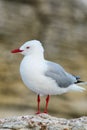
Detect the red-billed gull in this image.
<box><xmin>11</xmin><ymin>40</ymin><xmax>85</xmax><ymax>114</ymax></box>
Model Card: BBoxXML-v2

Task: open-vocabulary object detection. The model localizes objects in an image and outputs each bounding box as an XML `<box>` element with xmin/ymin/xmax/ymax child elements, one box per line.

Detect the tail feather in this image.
<box><xmin>72</xmin><ymin>75</ymin><xmax>86</xmax><ymax>92</ymax></box>
<box><xmin>69</xmin><ymin>84</ymin><xmax>86</xmax><ymax>92</ymax></box>
<box><xmin>77</xmin><ymin>81</ymin><xmax>87</xmax><ymax>86</ymax></box>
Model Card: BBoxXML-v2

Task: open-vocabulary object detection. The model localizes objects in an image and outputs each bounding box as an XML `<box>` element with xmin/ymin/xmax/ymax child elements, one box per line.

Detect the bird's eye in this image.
<box><xmin>26</xmin><ymin>46</ymin><xmax>30</xmax><ymax>49</ymax></box>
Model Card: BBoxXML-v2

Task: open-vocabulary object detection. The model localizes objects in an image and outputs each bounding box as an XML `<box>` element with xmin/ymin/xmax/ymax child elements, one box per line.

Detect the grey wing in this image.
<box><xmin>45</xmin><ymin>61</ymin><xmax>78</xmax><ymax>88</ymax></box>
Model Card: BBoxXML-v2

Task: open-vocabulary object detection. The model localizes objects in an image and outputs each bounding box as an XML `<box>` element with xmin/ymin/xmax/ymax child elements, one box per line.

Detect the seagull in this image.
<box><xmin>11</xmin><ymin>40</ymin><xmax>85</xmax><ymax>114</ymax></box>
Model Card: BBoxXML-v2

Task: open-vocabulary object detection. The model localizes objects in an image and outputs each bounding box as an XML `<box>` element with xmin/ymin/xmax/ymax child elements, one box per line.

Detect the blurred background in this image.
<box><xmin>0</xmin><ymin>0</ymin><xmax>87</xmax><ymax>119</ymax></box>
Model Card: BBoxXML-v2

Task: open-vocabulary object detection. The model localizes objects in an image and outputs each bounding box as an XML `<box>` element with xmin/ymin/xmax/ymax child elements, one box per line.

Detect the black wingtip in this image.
<box><xmin>75</xmin><ymin>80</ymin><xmax>84</xmax><ymax>84</ymax></box>
<box><xmin>73</xmin><ymin>75</ymin><xmax>84</xmax><ymax>84</ymax></box>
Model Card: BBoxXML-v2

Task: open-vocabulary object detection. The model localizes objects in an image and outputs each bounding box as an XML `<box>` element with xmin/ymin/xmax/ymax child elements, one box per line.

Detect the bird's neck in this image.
<box><xmin>31</xmin><ymin>52</ymin><xmax>44</xmax><ymax>60</ymax></box>
<box><xmin>25</xmin><ymin>50</ymin><xmax>44</xmax><ymax>62</ymax></box>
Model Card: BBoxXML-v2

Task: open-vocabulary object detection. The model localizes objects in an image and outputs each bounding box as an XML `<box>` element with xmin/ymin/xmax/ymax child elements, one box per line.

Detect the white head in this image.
<box><xmin>11</xmin><ymin>40</ymin><xmax>44</xmax><ymax>56</ymax></box>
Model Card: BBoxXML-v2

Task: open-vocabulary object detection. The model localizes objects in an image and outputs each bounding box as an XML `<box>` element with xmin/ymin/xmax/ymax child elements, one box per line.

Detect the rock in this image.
<box><xmin>0</xmin><ymin>114</ymin><xmax>87</xmax><ymax>130</ymax></box>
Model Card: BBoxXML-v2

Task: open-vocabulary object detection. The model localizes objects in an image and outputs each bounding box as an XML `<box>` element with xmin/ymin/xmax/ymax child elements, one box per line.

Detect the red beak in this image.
<box><xmin>11</xmin><ymin>48</ymin><xmax>23</xmax><ymax>53</ymax></box>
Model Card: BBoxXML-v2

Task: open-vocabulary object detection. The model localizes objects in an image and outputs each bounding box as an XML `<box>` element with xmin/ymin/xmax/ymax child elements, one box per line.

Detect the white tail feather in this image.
<box><xmin>68</xmin><ymin>84</ymin><xmax>86</xmax><ymax>92</ymax></box>
<box><xmin>77</xmin><ymin>81</ymin><xmax>87</xmax><ymax>86</ymax></box>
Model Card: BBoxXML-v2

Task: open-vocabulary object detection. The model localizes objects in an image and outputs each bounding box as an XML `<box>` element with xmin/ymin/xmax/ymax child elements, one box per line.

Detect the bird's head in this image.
<box><xmin>11</xmin><ymin>40</ymin><xmax>44</xmax><ymax>56</ymax></box>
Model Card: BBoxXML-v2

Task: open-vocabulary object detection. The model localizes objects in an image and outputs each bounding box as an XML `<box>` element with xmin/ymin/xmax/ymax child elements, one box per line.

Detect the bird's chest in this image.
<box><xmin>20</xmin><ymin>58</ymin><xmax>46</xmax><ymax>85</ymax></box>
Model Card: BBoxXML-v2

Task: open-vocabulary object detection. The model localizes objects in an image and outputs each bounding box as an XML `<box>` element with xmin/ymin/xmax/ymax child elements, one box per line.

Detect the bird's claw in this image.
<box><xmin>36</xmin><ymin>111</ymin><xmax>41</xmax><ymax>114</ymax></box>
<box><xmin>43</xmin><ymin>111</ymin><xmax>48</xmax><ymax>114</ymax></box>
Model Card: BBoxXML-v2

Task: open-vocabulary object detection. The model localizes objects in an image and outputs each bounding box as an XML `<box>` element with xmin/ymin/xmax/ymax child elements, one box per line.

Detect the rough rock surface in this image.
<box><xmin>0</xmin><ymin>114</ymin><xmax>87</xmax><ymax>130</ymax></box>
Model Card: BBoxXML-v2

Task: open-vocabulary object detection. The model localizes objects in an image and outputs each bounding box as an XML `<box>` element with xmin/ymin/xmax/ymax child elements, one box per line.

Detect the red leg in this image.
<box><xmin>36</xmin><ymin>94</ymin><xmax>40</xmax><ymax>114</ymax></box>
<box><xmin>44</xmin><ymin>95</ymin><xmax>50</xmax><ymax>113</ymax></box>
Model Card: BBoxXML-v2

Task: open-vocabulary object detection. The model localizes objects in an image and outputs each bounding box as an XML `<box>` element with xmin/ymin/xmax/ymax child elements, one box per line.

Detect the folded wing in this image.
<box><xmin>45</xmin><ymin>61</ymin><xmax>80</xmax><ymax>88</ymax></box>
